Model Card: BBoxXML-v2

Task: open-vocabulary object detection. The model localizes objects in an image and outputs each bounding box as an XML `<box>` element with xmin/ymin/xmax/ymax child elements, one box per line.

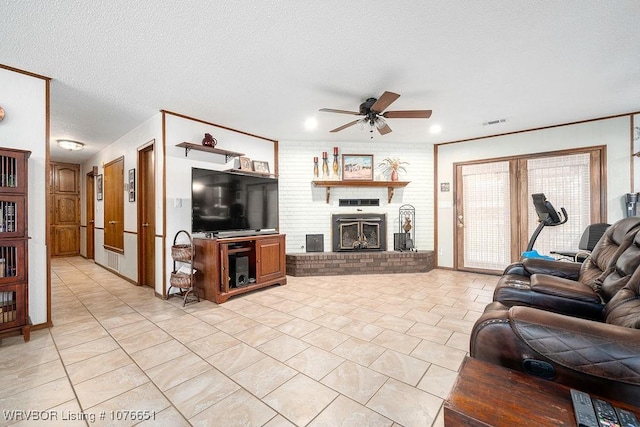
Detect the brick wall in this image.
<box><xmin>286</xmin><ymin>250</ymin><xmax>435</xmax><ymax>276</ymax></box>
<box><xmin>277</xmin><ymin>140</ymin><xmax>434</xmax><ymax>254</ymax></box>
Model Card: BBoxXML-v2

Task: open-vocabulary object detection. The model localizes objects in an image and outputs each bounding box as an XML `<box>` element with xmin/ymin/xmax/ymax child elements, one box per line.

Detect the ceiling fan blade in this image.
<box><xmin>330</xmin><ymin>119</ymin><xmax>360</xmax><ymax>133</ymax></box>
<box><xmin>383</xmin><ymin>110</ymin><xmax>432</xmax><ymax>119</ymax></box>
<box><xmin>319</xmin><ymin>108</ymin><xmax>361</xmax><ymax>115</ymax></box>
<box><xmin>370</xmin><ymin>91</ymin><xmax>400</xmax><ymax>113</ymax></box>
<box><xmin>377</xmin><ymin>123</ymin><xmax>392</xmax><ymax>135</ymax></box>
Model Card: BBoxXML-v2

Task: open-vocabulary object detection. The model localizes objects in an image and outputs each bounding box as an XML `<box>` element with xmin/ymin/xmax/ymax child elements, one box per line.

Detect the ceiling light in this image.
<box><xmin>430</xmin><ymin>124</ymin><xmax>442</xmax><ymax>134</ymax></box>
<box><xmin>304</xmin><ymin>117</ymin><xmax>318</xmax><ymax>130</ymax></box>
<box><xmin>374</xmin><ymin>117</ymin><xmax>387</xmax><ymax>129</ymax></box>
<box><xmin>57</xmin><ymin>140</ymin><xmax>85</xmax><ymax>151</ymax></box>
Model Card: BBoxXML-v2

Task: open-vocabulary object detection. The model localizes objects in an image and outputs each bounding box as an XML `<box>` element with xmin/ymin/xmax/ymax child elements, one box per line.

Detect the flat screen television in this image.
<box><xmin>191</xmin><ymin>168</ymin><xmax>279</xmax><ymax>235</ymax></box>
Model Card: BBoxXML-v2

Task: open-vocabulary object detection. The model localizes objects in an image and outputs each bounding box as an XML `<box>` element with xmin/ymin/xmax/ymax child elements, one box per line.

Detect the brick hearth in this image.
<box><xmin>286</xmin><ymin>251</ymin><xmax>435</xmax><ymax>277</ymax></box>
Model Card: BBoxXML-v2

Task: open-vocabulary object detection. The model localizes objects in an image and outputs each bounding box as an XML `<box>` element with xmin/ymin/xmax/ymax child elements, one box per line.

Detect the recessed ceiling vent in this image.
<box><xmin>483</xmin><ymin>118</ymin><xmax>507</xmax><ymax>126</ymax></box>
<box><xmin>339</xmin><ymin>199</ymin><xmax>380</xmax><ymax>207</ymax></box>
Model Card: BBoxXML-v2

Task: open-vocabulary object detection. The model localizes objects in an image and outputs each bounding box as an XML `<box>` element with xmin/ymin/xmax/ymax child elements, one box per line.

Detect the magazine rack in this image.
<box><xmin>168</xmin><ymin>229</ymin><xmax>199</xmax><ymax>306</ymax></box>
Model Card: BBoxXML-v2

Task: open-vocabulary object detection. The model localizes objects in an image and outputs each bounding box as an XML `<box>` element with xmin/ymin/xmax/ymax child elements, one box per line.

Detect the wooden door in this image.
<box><xmin>86</xmin><ymin>170</ymin><xmax>95</xmax><ymax>259</ymax></box>
<box><xmin>103</xmin><ymin>157</ymin><xmax>124</xmax><ymax>252</ymax></box>
<box><xmin>219</xmin><ymin>243</ymin><xmax>230</xmax><ymax>293</ymax></box>
<box><xmin>256</xmin><ymin>236</ymin><xmax>285</xmax><ymax>282</ymax></box>
<box><xmin>137</xmin><ymin>144</ymin><xmax>155</xmax><ymax>287</ymax></box>
<box><xmin>50</xmin><ymin>162</ymin><xmax>80</xmax><ymax>257</ymax></box>
<box><xmin>454</xmin><ymin>148</ymin><xmax>605</xmax><ymax>274</ymax></box>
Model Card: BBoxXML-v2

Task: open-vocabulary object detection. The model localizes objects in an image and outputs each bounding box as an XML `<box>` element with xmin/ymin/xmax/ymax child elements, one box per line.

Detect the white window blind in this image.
<box><xmin>462</xmin><ymin>161</ymin><xmax>511</xmax><ymax>270</ymax></box>
<box><xmin>527</xmin><ymin>153</ymin><xmax>591</xmax><ymax>256</ymax></box>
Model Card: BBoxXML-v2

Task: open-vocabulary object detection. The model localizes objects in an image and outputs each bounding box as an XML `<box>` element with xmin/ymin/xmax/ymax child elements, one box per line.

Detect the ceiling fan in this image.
<box><xmin>319</xmin><ymin>91</ymin><xmax>432</xmax><ymax>136</ymax></box>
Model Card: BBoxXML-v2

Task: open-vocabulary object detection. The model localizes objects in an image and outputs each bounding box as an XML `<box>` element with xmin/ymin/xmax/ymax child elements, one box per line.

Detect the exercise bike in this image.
<box><xmin>521</xmin><ymin>193</ymin><xmax>568</xmax><ymax>260</ymax></box>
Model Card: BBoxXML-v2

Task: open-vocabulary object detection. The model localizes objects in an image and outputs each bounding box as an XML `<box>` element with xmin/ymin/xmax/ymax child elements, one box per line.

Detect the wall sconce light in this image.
<box><xmin>56</xmin><ymin>139</ymin><xmax>85</xmax><ymax>151</ymax></box>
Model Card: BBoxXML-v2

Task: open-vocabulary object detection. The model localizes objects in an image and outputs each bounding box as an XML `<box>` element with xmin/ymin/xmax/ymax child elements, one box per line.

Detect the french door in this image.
<box><xmin>455</xmin><ymin>147</ymin><xmax>605</xmax><ymax>274</ymax></box>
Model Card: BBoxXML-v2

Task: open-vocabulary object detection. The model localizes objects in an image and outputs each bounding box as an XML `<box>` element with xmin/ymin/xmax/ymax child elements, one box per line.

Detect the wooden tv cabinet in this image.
<box><xmin>193</xmin><ymin>234</ymin><xmax>286</xmax><ymax>304</ymax></box>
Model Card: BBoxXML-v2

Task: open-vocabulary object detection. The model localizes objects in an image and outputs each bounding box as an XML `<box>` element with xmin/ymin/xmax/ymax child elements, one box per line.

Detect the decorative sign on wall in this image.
<box><xmin>97</xmin><ymin>174</ymin><xmax>103</xmax><ymax>200</ymax></box>
<box><xmin>128</xmin><ymin>169</ymin><xmax>136</xmax><ymax>202</ymax></box>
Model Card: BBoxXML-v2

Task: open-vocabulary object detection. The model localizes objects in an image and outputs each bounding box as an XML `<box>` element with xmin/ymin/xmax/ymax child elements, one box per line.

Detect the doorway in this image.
<box><xmin>137</xmin><ymin>143</ymin><xmax>155</xmax><ymax>288</ymax></box>
<box><xmin>454</xmin><ymin>147</ymin><xmax>605</xmax><ymax>274</ymax></box>
<box><xmin>86</xmin><ymin>169</ymin><xmax>95</xmax><ymax>259</ymax></box>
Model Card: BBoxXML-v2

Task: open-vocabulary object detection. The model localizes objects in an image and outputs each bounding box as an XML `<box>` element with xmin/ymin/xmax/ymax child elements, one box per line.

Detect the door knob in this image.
<box><xmin>142</xmin><ymin>223</ymin><xmax>149</xmax><ymax>227</ymax></box>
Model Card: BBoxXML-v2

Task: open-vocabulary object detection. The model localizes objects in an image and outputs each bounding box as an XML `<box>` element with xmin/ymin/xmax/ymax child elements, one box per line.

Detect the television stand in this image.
<box><xmin>193</xmin><ymin>234</ymin><xmax>287</xmax><ymax>303</ymax></box>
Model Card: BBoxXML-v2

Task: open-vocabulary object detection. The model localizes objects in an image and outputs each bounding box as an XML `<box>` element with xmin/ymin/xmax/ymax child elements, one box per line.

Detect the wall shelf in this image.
<box><xmin>312</xmin><ymin>180</ymin><xmax>410</xmax><ymax>203</ymax></box>
<box><xmin>225</xmin><ymin>169</ymin><xmax>276</xmax><ymax>179</ymax></box>
<box><xmin>176</xmin><ymin>142</ymin><xmax>245</xmax><ymax>162</ymax></box>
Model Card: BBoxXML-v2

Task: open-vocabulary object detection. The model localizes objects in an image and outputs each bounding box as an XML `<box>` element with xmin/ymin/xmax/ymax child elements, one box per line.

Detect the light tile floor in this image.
<box><xmin>0</xmin><ymin>257</ymin><xmax>498</xmax><ymax>427</ymax></box>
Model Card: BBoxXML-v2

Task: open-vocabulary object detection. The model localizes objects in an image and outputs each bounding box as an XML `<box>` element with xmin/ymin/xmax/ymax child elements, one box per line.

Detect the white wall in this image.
<box><xmin>436</xmin><ymin>116</ymin><xmax>633</xmax><ymax>268</ymax></box>
<box><xmin>0</xmin><ymin>67</ymin><xmax>48</xmax><ymax>325</ymax></box>
<box><xmin>278</xmin><ymin>141</ymin><xmax>434</xmax><ymax>253</ymax></box>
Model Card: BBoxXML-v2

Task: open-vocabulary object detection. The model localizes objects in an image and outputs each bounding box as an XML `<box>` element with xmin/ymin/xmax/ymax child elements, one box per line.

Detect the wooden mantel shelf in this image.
<box><xmin>176</xmin><ymin>142</ymin><xmax>245</xmax><ymax>162</ymax></box>
<box><xmin>312</xmin><ymin>180</ymin><xmax>410</xmax><ymax>203</ymax></box>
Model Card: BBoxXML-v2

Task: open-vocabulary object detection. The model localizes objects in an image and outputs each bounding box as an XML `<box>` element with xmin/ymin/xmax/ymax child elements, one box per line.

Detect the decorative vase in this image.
<box><xmin>403</xmin><ymin>216</ymin><xmax>412</xmax><ymax>233</ymax></box>
<box><xmin>313</xmin><ymin>157</ymin><xmax>319</xmax><ymax>179</ymax></box>
<box><xmin>322</xmin><ymin>158</ymin><xmax>330</xmax><ymax>178</ymax></box>
<box><xmin>391</xmin><ymin>169</ymin><xmax>399</xmax><ymax>181</ymax></box>
<box><xmin>332</xmin><ymin>154</ymin><xmax>339</xmax><ymax>179</ymax></box>
<box><xmin>202</xmin><ymin>133</ymin><xmax>217</xmax><ymax>147</ymax></box>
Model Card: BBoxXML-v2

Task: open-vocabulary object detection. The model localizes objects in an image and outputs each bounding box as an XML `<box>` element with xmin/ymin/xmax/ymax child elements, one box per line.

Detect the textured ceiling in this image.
<box><xmin>2</xmin><ymin>1</ymin><xmax>640</xmax><ymax>162</ymax></box>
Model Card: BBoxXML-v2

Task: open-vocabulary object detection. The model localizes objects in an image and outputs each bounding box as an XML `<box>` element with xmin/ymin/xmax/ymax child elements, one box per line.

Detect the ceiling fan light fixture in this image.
<box><xmin>57</xmin><ymin>139</ymin><xmax>85</xmax><ymax>151</ymax></box>
<box><xmin>374</xmin><ymin>117</ymin><xmax>387</xmax><ymax>129</ymax></box>
<box><xmin>429</xmin><ymin>124</ymin><xmax>442</xmax><ymax>134</ymax></box>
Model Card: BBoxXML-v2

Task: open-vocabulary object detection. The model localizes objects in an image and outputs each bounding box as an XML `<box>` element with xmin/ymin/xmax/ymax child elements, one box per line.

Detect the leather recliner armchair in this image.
<box><xmin>470</xmin><ymin>270</ymin><xmax>640</xmax><ymax>406</ymax></box>
<box><xmin>491</xmin><ymin>217</ymin><xmax>640</xmax><ymax>318</ymax></box>
<box><xmin>486</xmin><ymin>227</ymin><xmax>640</xmax><ymax>319</ymax></box>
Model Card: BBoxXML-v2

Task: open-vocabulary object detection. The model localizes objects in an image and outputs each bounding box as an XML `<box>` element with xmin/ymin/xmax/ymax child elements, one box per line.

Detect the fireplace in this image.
<box><xmin>332</xmin><ymin>214</ymin><xmax>386</xmax><ymax>252</ymax></box>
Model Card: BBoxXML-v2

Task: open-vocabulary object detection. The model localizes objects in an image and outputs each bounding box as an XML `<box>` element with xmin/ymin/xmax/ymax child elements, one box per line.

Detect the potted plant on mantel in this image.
<box><xmin>378</xmin><ymin>157</ymin><xmax>409</xmax><ymax>181</ymax></box>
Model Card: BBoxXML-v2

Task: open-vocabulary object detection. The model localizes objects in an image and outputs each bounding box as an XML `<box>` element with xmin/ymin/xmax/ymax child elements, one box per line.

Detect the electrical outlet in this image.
<box><xmin>174</xmin><ymin>198</ymin><xmax>182</xmax><ymax>208</ymax></box>
<box><xmin>438</xmin><ymin>248</ymin><xmax>443</xmax><ymax>255</ymax></box>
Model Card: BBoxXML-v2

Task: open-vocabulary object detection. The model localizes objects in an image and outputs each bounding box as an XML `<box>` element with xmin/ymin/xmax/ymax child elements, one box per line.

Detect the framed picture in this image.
<box><xmin>252</xmin><ymin>160</ymin><xmax>270</xmax><ymax>174</ymax></box>
<box><xmin>239</xmin><ymin>156</ymin><xmax>253</xmax><ymax>171</ymax></box>
<box><xmin>128</xmin><ymin>169</ymin><xmax>136</xmax><ymax>202</ymax></box>
<box><xmin>96</xmin><ymin>174</ymin><xmax>103</xmax><ymax>200</ymax></box>
<box><xmin>342</xmin><ymin>154</ymin><xmax>374</xmax><ymax>181</ymax></box>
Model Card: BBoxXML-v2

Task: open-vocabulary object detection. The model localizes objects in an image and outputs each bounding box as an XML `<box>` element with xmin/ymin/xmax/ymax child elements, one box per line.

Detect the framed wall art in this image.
<box><xmin>96</xmin><ymin>174</ymin><xmax>103</xmax><ymax>200</ymax></box>
<box><xmin>239</xmin><ymin>156</ymin><xmax>253</xmax><ymax>171</ymax></box>
<box><xmin>252</xmin><ymin>160</ymin><xmax>270</xmax><ymax>174</ymax></box>
<box><xmin>128</xmin><ymin>169</ymin><xmax>136</xmax><ymax>202</ymax></box>
<box><xmin>341</xmin><ymin>154</ymin><xmax>374</xmax><ymax>181</ymax></box>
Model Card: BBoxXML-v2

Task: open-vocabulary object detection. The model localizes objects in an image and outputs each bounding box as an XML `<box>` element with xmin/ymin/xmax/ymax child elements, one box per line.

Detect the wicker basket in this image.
<box><xmin>171</xmin><ymin>244</ymin><xmax>193</xmax><ymax>262</ymax></box>
<box><xmin>170</xmin><ymin>272</ymin><xmax>192</xmax><ymax>288</ymax></box>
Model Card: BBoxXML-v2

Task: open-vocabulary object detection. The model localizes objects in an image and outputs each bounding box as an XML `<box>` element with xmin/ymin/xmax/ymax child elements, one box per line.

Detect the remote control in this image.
<box><xmin>592</xmin><ymin>397</ymin><xmax>621</xmax><ymax>427</ymax></box>
<box><xmin>615</xmin><ymin>407</ymin><xmax>640</xmax><ymax>427</ymax></box>
<box><xmin>571</xmin><ymin>389</ymin><xmax>599</xmax><ymax>427</ymax></box>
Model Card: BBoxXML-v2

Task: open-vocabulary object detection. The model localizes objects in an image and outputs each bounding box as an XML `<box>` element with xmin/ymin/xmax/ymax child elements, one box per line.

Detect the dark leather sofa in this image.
<box><xmin>491</xmin><ymin>217</ymin><xmax>640</xmax><ymax>319</ymax></box>
<box><xmin>470</xmin><ymin>217</ymin><xmax>640</xmax><ymax>406</ymax></box>
<box><xmin>470</xmin><ymin>273</ymin><xmax>640</xmax><ymax>405</ymax></box>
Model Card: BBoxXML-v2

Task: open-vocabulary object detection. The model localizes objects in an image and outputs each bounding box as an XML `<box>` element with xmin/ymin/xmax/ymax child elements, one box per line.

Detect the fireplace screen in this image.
<box><xmin>332</xmin><ymin>214</ymin><xmax>386</xmax><ymax>251</ymax></box>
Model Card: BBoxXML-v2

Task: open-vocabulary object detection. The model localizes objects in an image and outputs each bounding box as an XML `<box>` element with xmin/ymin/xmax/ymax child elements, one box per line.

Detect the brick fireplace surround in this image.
<box><xmin>285</xmin><ymin>250</ymin><xmax>435</xmax><ymax>277</ymax></box>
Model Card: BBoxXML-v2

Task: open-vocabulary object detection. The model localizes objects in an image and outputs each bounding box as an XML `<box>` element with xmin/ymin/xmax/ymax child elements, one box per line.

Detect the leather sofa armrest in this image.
<box><xmin>470</xmin><ymin>306</ymin><xmax>640</xmax><ymax>404</ymax></box>
<box><xmin>529</xmin><ymin>274</ymin><xmax>601</xmax><ymax>303</ymax></box>
<box><xmin>522</xmin><ymin>258</ymin><xmax>582</xmax><ymax>279</ymax></box>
